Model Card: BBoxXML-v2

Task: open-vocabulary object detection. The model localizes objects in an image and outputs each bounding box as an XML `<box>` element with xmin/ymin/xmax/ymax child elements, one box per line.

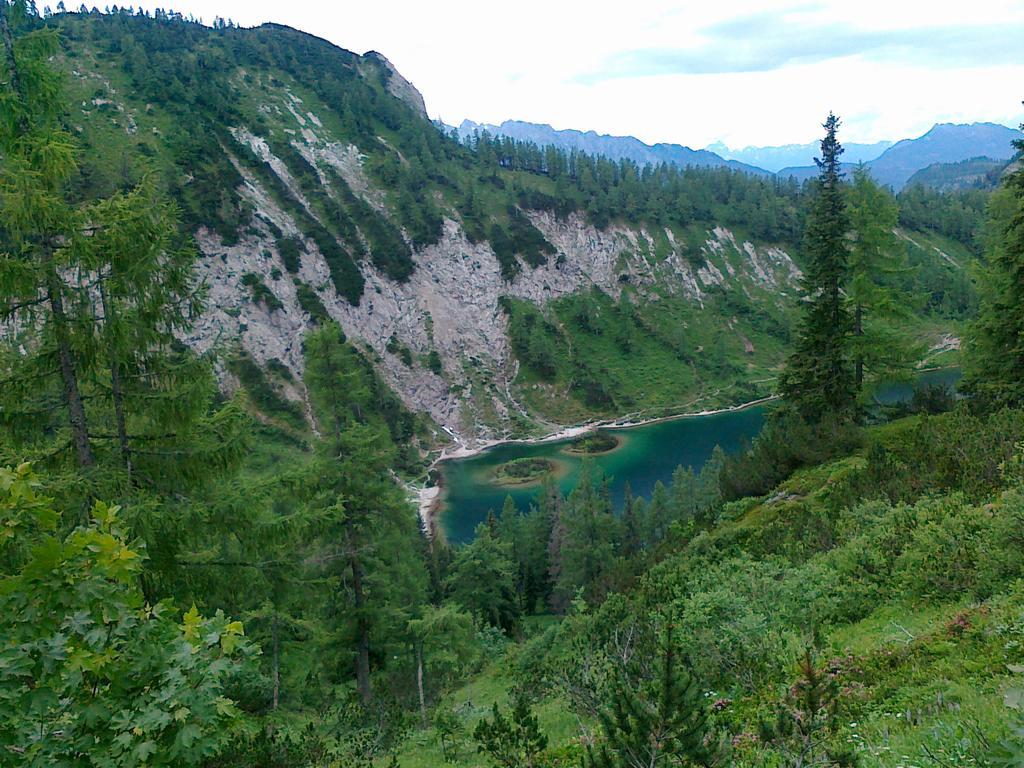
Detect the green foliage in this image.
<box><xmin>720</xmin><ymin>409</ymin><xmax>864</xmax><ymax>501</ymax></box>
<box><xmin>407</xmin><ymin>605</ymin><xmax>478</xmax><ymax>710</ymax></box>
<box><xmin>0</xmin><ymin>463</ymin><xmax>254</xmax><ymax>767</ymax></box>
<box><xmin>0</xmin><ymin>7</ymin><xmax>248</xmax><ymax>510</ymax></box>
<box><xmin>275</xmin><ymin>235</ymin><xmax>304</xmax><ymax>274</ymax></box>
<box><xmin>991</xmin><ymin>664</ymin><xmax>1024</xmax><ymax>767</ymax></box>
<box><xmin>584</xmin><ymin>629</ymin><xmax>712</xmax><ymax>768</ymax></box>
<box><xmin>427</xmin><ymin>349</ymin><xmax>444</xmax><ymax>376</ymax></box>
<box><xmin>294</xmin><ymin>279</ymin><xmax>330</xmax><ymax>323</ymax></box>
<box><xmin>241</xmin><ymin>272</ymin><xmax>284</xmax><ymax>312</ymax></box>
<box><xmin>847</xmin><ymin>166</ymin><xmax>919</xmax><ymax>389</ymax></box>
<box><xmin>962</xmin><ymin>134</ymin><xmax>1024</xmax><ymax>409</ymax></box>
<box><xmin>434</xmin><ymin>699</ymin><xmax>464</xmax><ymax>764</ymax></box>
<box><xmin>233</xmin><ymin>138</ymin><xmax>364</xmax><ymax>304</ymax></box>
<box><xmin>228</xmin><ymin>349</ymin><xmax>307</xmax><ymax>431</ymax></box>
<box><xmin>781</xmin><ymin>114</ymin><xmax>856</xmax><ymax>420</ymax></box>
<box><xmin>473</xmin><ymin>690</ymin><xmax>549</xmax><ymax>768</ymax></box>
<box><xmin>898</xmin><ymin>183</ymin><xmax>990</xmax><ymax>253</ymax></box>
<box><xmin>549</xmin><ymin>462</ymin><xmax>619</xmax><ymax>608</ymax></box>
<box><xmin>446</xmin><ymin>526</ymin><xmax>520</xmax><ymax>633</ymax></box>
<box><xmin>303</xmin><ymin>321</ymin><xmax>416</xmax><ymax>453</ymax></box>
<box><xmin>760</xmin><ymin>647</ymin><xmax>856</xmax><ymax>767</ymax></box>
<box><xmin>323</xmin><ymin>165</ymin><xmax>414</xmax><ymax>282</ymax></box>
<box><xmin>488</xmin><ymin>207</ymin><xmax>556</xmax><ymax>280</ymax></box>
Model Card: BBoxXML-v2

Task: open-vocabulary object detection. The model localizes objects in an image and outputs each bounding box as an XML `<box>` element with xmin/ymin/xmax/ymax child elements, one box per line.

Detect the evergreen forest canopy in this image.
<box><xmin>2</xmin><ymin>3</ymin><xmax>1024</xmax><ymax>767</ymax></box>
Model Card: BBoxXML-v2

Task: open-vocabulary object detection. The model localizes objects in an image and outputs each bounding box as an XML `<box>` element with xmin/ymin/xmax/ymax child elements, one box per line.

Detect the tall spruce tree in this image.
<box><xmin>962</xmin><ymin>116</ymin><xmax>1024</xmax><ymax>408</ymax></box>
<box><xmin>781</xmin><ymin>113</ymin><xmax>855</xmax><ymax>421</ymax></box>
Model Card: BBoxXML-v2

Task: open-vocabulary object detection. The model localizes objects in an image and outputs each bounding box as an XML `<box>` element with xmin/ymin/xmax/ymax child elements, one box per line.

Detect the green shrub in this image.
<box><xmin>276</xmin><ymin>236</ymin><xmax>303</xmax><ymax>273</ymax></box>
<box><xmin>240</xmin><ymin>272</ymin><xmax>283</xmax><ymax>312</ymax></box>
<box><xmin>229</xmin><ymin>351</ymin><xmax>307</xmax><ymax>430</ymax></box>
<box><xmin>294</xmin><ymin>281</ymin><xmax>330</xmax><ymax>324</ymax></box>
<box><xmin>720</xmin><ymin>410</ymin><xmax>864</xmax><ymax>501</ymax></box>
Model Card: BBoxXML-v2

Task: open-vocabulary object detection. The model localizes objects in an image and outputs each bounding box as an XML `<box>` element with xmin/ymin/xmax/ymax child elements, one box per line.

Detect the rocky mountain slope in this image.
<box><xmin>47</xmin><ymin>12</ymin><xmax>973</xmax><ymax>447</ymax></box>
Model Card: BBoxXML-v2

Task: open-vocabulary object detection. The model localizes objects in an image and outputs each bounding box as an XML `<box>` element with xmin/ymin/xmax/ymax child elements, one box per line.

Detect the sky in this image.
<box><xmin>116</xmin><ymin>0</ymin><xmax>1024</xmax><ymax>149</ymax></box>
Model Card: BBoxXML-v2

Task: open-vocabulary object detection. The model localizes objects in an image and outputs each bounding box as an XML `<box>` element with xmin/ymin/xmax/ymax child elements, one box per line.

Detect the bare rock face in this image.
<box><xmin>361</xmin><ymin>51</ymin><xmax>428</xmax><ymax>118</ymax></box>
<box><xmin>188</xmin><ymin>132</ymin><xmax>801</xmax><ymax>446</ymax></box>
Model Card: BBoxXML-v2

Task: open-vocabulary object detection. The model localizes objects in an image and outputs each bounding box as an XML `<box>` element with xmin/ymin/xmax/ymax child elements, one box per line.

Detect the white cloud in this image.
<box><xmin>114</xmin><ymin>0</ymin><xmax>1024</xmax><ymax>148</ymax></box>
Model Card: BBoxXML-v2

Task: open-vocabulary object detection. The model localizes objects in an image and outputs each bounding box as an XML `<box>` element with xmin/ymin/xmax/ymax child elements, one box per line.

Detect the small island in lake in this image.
<box><xmin>565</xmin><ymin>430</ymin><xmax>620</xmax><ymax>455</ymax></box>
<box><xmin>491</xmin><ymin>457</ymin><xmax>556</xmax><ymax>486</ymax></box>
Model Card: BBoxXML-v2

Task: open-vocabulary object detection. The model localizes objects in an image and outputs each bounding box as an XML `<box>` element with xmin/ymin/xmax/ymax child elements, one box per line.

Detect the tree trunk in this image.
<box><xmin>272</xmin><ymin>612</ymin><xmax>280</xmax><ymax>710</ymax></box>
<box><xmin>347</xmin><ymin>523</ymin><xmax>373</xmax><ymax>705</ymax></box>
<box><xmin>854</xmin><ymin>302</ymin><xmax>864</xmax><ymax>392</ymax></box>
<box><xmin>4</xmin><ymin>4</ymin><xmax>90</xmax><ymax>469</ymax></box>
<box><xmin>44</xmin><ymin>253</ymin><xmax>94</xmax><ymax>469</ymax></box>
<box><xmin>416</xmin><ymin>642</ymin><xmax>427</xmax><ymax>727</ymax></box>
<box><xmin>100</xmin><ymin>283</ymin><xmax>132</xmax><ymax>480</ymax></box>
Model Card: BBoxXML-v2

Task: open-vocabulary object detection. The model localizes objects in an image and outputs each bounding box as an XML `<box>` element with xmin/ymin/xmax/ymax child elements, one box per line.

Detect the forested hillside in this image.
<box><xmin>8</xmin><ymin>6</ymin><xmax>979</xmax><ymax>444</ymax></box>
<box><xmin>2</xmin><ymin>3</ymin><xmax>1024</xmax><ymax>767</ymax></box>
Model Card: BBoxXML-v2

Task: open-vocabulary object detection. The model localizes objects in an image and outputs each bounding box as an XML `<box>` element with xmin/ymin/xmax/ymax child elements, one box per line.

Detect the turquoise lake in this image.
<box><xmin>439</xmin><ymin>368</ymin><xmax>962</xmax><ymax>543</ymax></box>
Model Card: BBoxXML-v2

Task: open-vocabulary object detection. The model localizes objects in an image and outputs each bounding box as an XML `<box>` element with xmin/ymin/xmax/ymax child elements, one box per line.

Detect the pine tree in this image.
<box><xmin>0</xmin><ymin>4</ymin><xmax>94</xmax><ymax>469</ymax></box>
<box><xmin>847</xmin><ymin>166</ymin><xmax>918</xmax><ymax>392</ymax></box>
<box><xmin>781</xmin><ymin>113</ymin><xmax>855</xmax><ymax>421</ymax></box>
<box><xmin>302</xmin><ymin>322</ymin><xmax>428</xmax><ymax>704</ymax></box>
<box><xmin>0</xmin><ymin>3</ymin><xmax>245</xmax><ymax>499</ymax></box>
<box><xmin>473</xmin><ymin>690</ymin><xmax>549</xmax><ymax>768</ymax></box>
<box><xmin>445</xmin><ymin>524</ymin><xmax>519</xmax><ymax>632</ymax></box>
<box><xmin>643</xmin><ymin>480</ymin><xmax>671</xmax><ymax>548</ymax></box>
<box><xmin>585</xmin><ymin>628</ymin><xmax>712</xmax><ymax>768</ymax></box>
<box><xmin>962</xmin><ymin>117</ymin><xmax>1024</xmax><ymax>409</ymax></box>
<box><xmin>553</xmin><ymin>461</ymin><xmax>617</xmax><ymax>606</ymax></box>
<box><xmin>620</xmin><ymin>481</ymin><xmax>640</xmax><ymax>558</ymax></box>
<box><xmin>760</xmin><ymin>646</ymin><xmax>854</xmax><ymax>767</ymax></box>
<box><xmin>406</xmin><ymin>604</ymin><xmax>475</xmax><ymax>726</ymax></box>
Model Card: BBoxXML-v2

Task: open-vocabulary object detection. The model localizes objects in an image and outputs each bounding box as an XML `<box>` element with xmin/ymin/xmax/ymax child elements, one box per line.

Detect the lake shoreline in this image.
<box><xmin>419</xmin><ymin>363</ymin><xmax>962</xmax><ymax>539</ymax></box>
<box><xmin>418</xmin><ymin>392</ymin><xmax>780</xmax><ymax>538</ymax></box>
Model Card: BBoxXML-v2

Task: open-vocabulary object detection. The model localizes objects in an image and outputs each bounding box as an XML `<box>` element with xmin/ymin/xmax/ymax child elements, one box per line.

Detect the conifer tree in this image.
<box><xmin>553</xmin><ymin>461</ymin><xmax>617</xmax><ymax>606</ymax></box>
<box><xmin>0</xmin><ymin>2</ymin><xmax>246</xmax><ymax>501</ymax></box>
<box><xmin>0</xmin><ymin>2</ymin><xmax>94</xmax><ymax>469</ymax></box>
<box><xmin>585</xmin><ymin>627</ymin><xmax>712</xmax><ymax>768</ymax></box>
<box><xmin>760</xmin><ymin>646</ymin><xmax>853</xmax><ymax>767</ymax></box>
<box><xmin>963</xmin><ymin>117</ymin><xmax>1024</xmax><ymax>408</ymax></box>
<box><xmin>781</xmin><ymin>113</ymin><xmax>855</xmax><ymax>421</ymax></box>
<box><xmin>302</xmin><ymin>322</ymin><xmax>428</xmax><ymax>704</ymax></box>
<box><xmin>847</xmin><ymin>166</ymin><xmax>918</xmax><ymax>392</ymax></box>
<box><xmin>620</xmin><ymin>481</ymin><xmax>640</xmax><ymax>558</ymax></box>
<box><xmin>445</xmin><ymin>523</ymin><xmax>519</xmax><ymax>632</ymax></box>
<box><xmin>406</xmin><ymin>604</ymin><xmax>475</xmax><ymax>726</ymax></box>
<box><xmin>473</xmin><ymin>690</ymin><xmax>549</xmax><ymax>768</ymax></box>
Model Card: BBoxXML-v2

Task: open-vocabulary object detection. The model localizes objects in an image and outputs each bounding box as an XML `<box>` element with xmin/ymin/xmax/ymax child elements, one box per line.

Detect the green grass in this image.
<box><xmin>383</xmin><ymin>660</ymin><xmax>581</xmax><ymax>768</ymax></box>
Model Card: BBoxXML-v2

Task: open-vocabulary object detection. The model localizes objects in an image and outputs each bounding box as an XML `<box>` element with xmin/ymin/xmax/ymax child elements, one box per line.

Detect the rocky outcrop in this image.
<box><xmin>361</xmin><ymin>51</ymin><xmax>428</xmax><ymax>118</ymax></box>
<box><xmin>189</xmin><ymin>129</ymin><xmax>802</xmax><ymax>446</ymax></box>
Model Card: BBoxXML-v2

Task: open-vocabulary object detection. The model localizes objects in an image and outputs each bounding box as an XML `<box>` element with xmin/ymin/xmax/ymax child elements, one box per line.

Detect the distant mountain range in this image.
<box><xmin>706</xmin><ymin>139</ymin><xmax>893</xmax><ymax>172</ymax></box>
<box><xmin>454</xmin><ymin>119</ymin><xmax>1023</xmax><ymax>191</ymax></box>
<box><xmin>776</xmin><ymin>123</ymin><xmax>1023</xmax><ymax>189</ymax></box>
<box><xmin>454</xmin><ymin>120</ymin><xmax>768</xmax><ymax>175</ymax></box>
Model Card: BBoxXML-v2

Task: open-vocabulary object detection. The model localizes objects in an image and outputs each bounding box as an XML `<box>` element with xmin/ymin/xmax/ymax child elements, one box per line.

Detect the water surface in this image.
<box><xmin>440</xmin><ymin>405</ymin><xmax>766</xmax><ymax>543</ymax></box>
<box><xmin>439</xmin><ymin>368</ymin><xmax>963</xmax><ymax>543</ymax></box>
